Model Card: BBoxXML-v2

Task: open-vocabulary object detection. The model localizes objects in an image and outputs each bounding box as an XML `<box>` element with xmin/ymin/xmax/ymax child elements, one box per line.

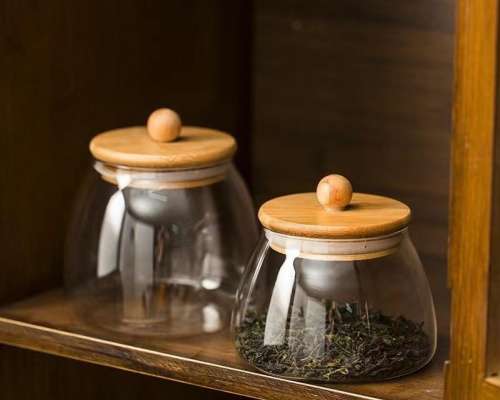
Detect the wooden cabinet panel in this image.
<box><xmin>0</xmin><ymin>0</ymin><xmax>251</xmax><ymax>305</ymax></box>
<box><xmin>446</xmin><ymin>0</ymin><xmax>500</xmax><ymax>398</ymax></box>
<box><xmin>0</xmin><ymin>1</ymin><xmax>251</xmax><ymax>398</ymax></box>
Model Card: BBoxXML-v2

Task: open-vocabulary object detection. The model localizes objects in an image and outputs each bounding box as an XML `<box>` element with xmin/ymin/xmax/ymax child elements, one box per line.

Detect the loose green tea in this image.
<box><xmin>235</xmin><ymin>303</ymin><xmax>431</xmax><ymax>382</ymax></box>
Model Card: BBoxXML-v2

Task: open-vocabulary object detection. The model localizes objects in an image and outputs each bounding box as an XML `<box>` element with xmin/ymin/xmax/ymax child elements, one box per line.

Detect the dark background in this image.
<box><xmin>0</xmin><ymin>1</ymin><xmax>454</xmax><ymax>398</ymax></box>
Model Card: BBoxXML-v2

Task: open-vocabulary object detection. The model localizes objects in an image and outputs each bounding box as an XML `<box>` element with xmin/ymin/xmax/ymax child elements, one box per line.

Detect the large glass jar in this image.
<box><xmin>65</xmin><ymin>109</ymin><xmax>258</xmax><ymax>337</ymax></box>
<box><xmin>232</xmin><ymin>174</ymin><xmax>436</xmax><ymax>382</ymax></box>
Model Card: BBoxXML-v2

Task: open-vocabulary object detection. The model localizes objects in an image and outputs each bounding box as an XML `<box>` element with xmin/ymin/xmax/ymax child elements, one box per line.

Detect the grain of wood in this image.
<box><xmin>259</xmin><ymin>192</ymin><xmax>410</xmax><ymax>239</ymax></box>
<box><xmin>90</xmin><ymin>126</ymin><xmax>236</xmax><ymax>169</ymax></box>
<box><xmin>446</xmin><ymin>0</ymin><xmax>500</xmax><ymax>398</ymax></box>
<box><xmin>0</xmin><ymin>345</ymin><xmax>234</xmax><ymax>400</ymax></box>
<box><xmin>316</xmin><ymin>174</ymin><xmax>353</xmax><ymax>211</ymax></box>
<box><xmin>147</xmin><ymin>108</ymin><xmax>182</xmax><ymax>143</ymax></box>
<box><xmin>0</xmin><ymin>289</ymin><xmax>448</xmax><ymax>400</ymax></box>
<box><xmin>487</xmin><ymin>28</ymin><xmax>500</xmax><ymax>378</ymax></box>
<box><xmin>0</xmin><ymin>1</ymin><xmax>252</xmax><ymax>398</ymax></box>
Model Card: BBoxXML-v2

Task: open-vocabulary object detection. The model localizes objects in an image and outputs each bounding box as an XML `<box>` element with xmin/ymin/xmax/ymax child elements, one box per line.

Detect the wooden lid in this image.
<box><xmin>258</xmin><ymin>174</ymin><xmax>411</xmax><ymax>239</ymax></box>
<box><xmin>90</xmin><ymin>108</ymin><xmax>236</xmax><ymax>169</ymax></box>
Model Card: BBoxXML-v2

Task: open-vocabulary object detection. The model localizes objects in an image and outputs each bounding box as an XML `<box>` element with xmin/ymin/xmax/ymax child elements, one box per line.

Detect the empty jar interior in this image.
<box><xmin>65</xmin><ymin>162</ymin><xmax>257</xmax><ymax>337</ymax></box>
<box><xmin>232</xmin><ymin>230</ymin><xmax>436</xmax><ymax>382</ymax></box>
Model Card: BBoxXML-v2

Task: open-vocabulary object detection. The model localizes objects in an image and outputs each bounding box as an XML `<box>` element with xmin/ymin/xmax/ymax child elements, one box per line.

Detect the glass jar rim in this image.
<box><xmin>94</xmin><ymin>161</ymin><xmax>230</xmax><ymax>190</ymax></box>
<box><xmin>264</xmin><ymin>228</ymin><xmax>408</xmax><ymax>261</ymax></box>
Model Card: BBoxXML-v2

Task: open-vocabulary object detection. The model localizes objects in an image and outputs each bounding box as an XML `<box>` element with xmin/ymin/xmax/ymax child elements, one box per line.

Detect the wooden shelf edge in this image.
<box><xmin>0</xmin><ymin>316</ymin><xmax>377</xmax><ymax>400</ymax></box>
<box><xmin>485</xmin><ymin>376</ymin><xmax>500</xmax><ymax>389</ymax></box>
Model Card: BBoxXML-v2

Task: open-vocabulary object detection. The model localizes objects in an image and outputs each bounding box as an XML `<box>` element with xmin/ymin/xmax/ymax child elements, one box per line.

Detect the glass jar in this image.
<box><xmin>65</xmin><ymin>109</ymin><xmax>258</xmax><ymax>337</ymax></box>
<box><xmin>232</xmin><ymin>174</ymin><xmax>436</xmax><ymax>382</ymax></box>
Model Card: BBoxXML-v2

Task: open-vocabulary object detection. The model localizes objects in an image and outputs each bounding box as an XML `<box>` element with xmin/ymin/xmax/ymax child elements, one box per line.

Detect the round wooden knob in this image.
<box><xmin>316</xmin><ymin>174</ymin><xmax>353</xmax><ymax>211</ymax></box>
<box><xmin>147</xmin><ymin>108</ymin><xmax>182</xmax><ymax>142</ymax></box>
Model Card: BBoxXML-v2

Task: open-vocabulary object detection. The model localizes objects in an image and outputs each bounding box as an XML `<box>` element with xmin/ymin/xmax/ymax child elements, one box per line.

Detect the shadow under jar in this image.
<box><xmin>232</xmin><ymin>174</ymin><xmax>436</xmax><ymax>382</ymax></box>
<box><xmin>65</xmin><ymin>108</ymin><xmax>258</xmax><ymax>337</ymax></box>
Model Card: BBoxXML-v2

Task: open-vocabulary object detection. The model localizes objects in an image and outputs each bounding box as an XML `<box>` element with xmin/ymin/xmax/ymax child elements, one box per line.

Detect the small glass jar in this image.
<box><xmin>65</xmin><ymin>109</ymin><xmax>258</xmax><ymax>337</ymax></box>
<box><xmin>232</xmin><ymin>174</ymin><xmax>436</xmax><ymax>382</ymax></box>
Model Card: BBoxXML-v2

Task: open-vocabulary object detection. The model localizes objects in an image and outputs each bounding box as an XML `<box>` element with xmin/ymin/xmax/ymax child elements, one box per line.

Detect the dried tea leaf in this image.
<box><xmin>235</xmin><ymin>303</ymin><xmax>431</xmax><ymax>382</ymax></box>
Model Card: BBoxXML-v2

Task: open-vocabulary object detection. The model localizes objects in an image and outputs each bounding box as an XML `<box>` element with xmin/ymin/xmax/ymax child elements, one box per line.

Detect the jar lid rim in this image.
<box><xmin>94</xmin><ymin>161</ymin><xmax>230</xmax><ymax>190</ymax></box>
<box><xmin>264</xmin><ymin>228</ymin><xmax>407</xmax><ymax>261</ymax></box>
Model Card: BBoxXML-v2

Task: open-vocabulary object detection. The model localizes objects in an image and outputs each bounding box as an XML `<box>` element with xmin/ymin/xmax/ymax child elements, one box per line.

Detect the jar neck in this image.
<box><xmin>94</xmin><ymin>161</ymin><xmax>231</xmax><ymax>190</ymax></box>
<box><xmin>264</xmin><ymin>228</ymin><xmax>408</xmax><ymax>261</ymax></box>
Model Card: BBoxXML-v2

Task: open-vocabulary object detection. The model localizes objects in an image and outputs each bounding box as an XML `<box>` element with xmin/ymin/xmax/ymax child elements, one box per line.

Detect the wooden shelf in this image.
<box><xmin>486</xmin><ymin>376</ymin><xmax>500</xmax><ymax>389</ymax></box>
<box><xmin>0</xmin><ymin>290</ymin><xmax>447</xmax><ymax>400</ymax></box>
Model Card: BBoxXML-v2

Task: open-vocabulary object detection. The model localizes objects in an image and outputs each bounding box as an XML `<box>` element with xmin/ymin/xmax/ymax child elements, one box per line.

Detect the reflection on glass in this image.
<box><xmin>65</xmin><ymin>162</ymin><xmax>258</xmax><ymax>337</ymax></box>
<box><xmin>232</xmin><ymin>231</ymin><xmax>436</xmax><ymax>382</ymax></box>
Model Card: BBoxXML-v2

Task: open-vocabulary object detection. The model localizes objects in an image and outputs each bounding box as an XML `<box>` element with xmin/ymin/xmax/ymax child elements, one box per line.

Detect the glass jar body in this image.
<box><xmin>232</xmin><ymin>230</ymin><xmax>436</xmax><ymax>382</ymax></box>
<box><xmin>65</xmin><ymin>162</ymin><xmax>258</xmax><ymax>337</ymax></box>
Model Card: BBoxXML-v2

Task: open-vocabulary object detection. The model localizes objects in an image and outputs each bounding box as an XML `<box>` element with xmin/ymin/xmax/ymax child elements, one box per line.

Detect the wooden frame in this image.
<box><xmin>445</xmin><ymin>0</ymin><xmax>500</xmax><ymax>398</ymax></box>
